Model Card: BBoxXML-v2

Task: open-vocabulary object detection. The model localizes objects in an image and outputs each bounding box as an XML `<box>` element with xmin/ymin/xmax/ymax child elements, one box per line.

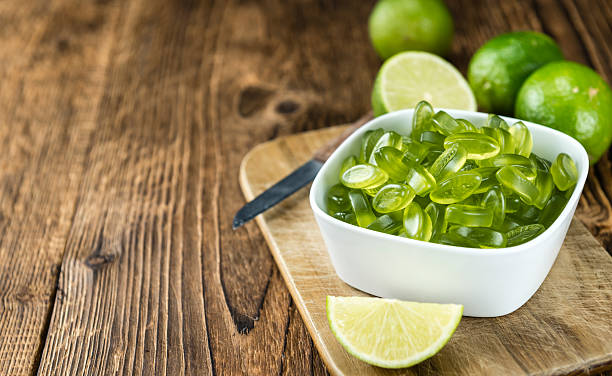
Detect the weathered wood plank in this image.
<box><xmin>0</xmin><ymin>0</ymin><xmax>121</xmax><ymax>374</ymax></box>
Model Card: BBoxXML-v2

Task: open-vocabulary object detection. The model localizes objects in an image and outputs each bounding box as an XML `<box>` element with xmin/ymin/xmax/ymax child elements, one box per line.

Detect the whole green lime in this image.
<box><xmin>368</xmin><ymin>0</ymin><xmax>454</xmax><ymax>60</ymax></box>
<box><xmin>515</xmin><ymin>61</ymin><xmax>612</xmax><ymax>164</ymax></box>
<box><xmin>467</xmin><ymin>31</ymin><xmax>563</xmax><ymax>115</ymax></box>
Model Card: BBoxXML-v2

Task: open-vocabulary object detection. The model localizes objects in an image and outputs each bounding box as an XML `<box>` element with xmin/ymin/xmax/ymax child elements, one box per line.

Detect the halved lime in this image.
<box><xmin>326</xmin><ymin>296</ymin><xmax>463</xmax><ymax>369</ymax></box>
<box><xmin>372</xmin><ymin>52</ymin><xmax>476</xmax><ymax>117</ymax></box>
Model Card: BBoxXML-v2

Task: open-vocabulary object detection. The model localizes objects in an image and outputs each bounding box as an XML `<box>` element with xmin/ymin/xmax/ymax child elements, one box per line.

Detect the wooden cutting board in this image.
<box><xmin>238</xmin><ymin>125</ymin><xmax>612</xmax><ymax>376</ymax></box>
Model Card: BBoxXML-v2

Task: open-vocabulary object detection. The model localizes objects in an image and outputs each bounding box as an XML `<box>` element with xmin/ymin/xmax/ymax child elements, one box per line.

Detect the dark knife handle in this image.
<box><xmin>312</xmin><ymin>111</ymin><xmax>373</xmax><ymax>163</ymax></box>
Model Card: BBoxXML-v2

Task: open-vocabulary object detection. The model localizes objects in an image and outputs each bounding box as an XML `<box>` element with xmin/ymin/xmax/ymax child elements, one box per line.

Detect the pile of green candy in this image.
<box><xmin>326</xmin><ymin>101</ymin><xmax>579</xmax><ymax>248</ymax></box>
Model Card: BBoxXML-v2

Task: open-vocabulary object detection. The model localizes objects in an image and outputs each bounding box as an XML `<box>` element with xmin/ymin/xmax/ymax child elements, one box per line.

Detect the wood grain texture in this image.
<box><xmin>240</xmin><ymin>126</ymin><xmax>612</xmax><ymax>376</ymax></box>
<box><xmin>0</xmin><ymin>0</ymin><xmax>610</xmax><ymax>374</ymax></box>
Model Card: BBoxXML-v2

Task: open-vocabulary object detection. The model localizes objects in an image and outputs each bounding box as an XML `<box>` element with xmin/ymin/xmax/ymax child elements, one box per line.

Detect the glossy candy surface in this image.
<box><xmin>372</xmin><ymin>184</ymin><xmax>415</xmax><ymax>213</ymax></box>
<box><xmin>550</xmin><ymin>153</ymin><xmax>578</xmax><ymax>191</ymax></box>
<box><xmin>326</xmin><ymin>100</ymin><xmax>577</xmax><ymax>248</ymax></box>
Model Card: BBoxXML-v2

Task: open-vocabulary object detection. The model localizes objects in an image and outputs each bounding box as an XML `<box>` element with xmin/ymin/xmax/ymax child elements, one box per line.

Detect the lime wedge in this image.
<box><xmin>372</xmin><ymin>51</ymin><xmax>477</xmax><ymax>116</ymax></box>
<box><xmin>326</xmin><ymin>296</ymin><xmax>463</xmax><ymax>369</ymax></box>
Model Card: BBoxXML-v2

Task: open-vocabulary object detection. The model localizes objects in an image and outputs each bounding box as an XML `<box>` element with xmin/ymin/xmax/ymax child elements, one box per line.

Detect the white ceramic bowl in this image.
<box><xmin>310</xmin><ymin>109</ymin><xmax>589</xmax><ymax>317</ymax></box>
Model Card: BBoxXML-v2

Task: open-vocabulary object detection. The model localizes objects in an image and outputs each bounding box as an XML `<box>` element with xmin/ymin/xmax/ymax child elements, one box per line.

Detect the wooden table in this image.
<box><xmin>0</xmin><ymin>0</ymin><xmax>610</xmax><ymax>374</ymax></box>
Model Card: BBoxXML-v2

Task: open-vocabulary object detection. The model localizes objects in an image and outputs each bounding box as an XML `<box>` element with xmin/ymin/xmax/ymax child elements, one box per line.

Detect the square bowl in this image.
<box><xmin>309</xmin><ymin>109</ymin><xmax>589</xmax><ymax>317</ymax></box>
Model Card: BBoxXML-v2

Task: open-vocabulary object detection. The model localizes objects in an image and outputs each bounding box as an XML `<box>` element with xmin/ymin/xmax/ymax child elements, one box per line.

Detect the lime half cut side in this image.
<box><xmin>372</xmin><ymin>51</ymin><xmax>476</xmax><ymax>117</ymax></box>
<box><xmin>326</xmin><ymin>296</ymin><xmax>463</xmax><ymax>369</ymax></box>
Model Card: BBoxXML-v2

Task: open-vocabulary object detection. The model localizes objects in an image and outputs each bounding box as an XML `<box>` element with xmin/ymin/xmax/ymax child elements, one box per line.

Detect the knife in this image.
<box><xmin>233</xmin><ymin>112</ymin><xmax>373</xmax><ymax>229</ymax></box>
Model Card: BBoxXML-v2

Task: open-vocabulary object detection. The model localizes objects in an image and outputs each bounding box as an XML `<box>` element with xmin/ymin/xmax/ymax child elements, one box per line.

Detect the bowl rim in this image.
<box><xmin>309</xmin><ymin>108</ymin><xmax>589</xmax><ymax>256</ymax></box>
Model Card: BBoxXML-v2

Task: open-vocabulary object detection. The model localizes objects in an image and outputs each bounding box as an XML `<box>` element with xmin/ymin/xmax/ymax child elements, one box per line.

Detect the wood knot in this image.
<box><xmin>275</xmin><ymin>100</ymin><xmax>299</xmax><ymax>114</ymax></box>
<box><xmin>85</xmin><ymin>252</ymin><xmax>118</xmax><ymax>268</ymax></box>
<box><xmin>237</xmin><ymin>86</ymin><xmax>274</xmax><ymax>117</ymax></box>
<box><xmin>57</xmin><ymin>39</ymin><xmax>69</xmax><ymax>52</ymax></box>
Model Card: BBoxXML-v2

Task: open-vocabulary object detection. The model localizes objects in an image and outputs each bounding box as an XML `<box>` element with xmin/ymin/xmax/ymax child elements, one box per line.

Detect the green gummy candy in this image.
<box><xmin>447</xmin><ymin>225</ymin><xmax>507</xmax><ymax>248</ymax></box>
<box><xmin>492</xmin><ymin>217</ymin><xmax>521</xmax><ymax>232</ymax></box>
<box><xmin>419</xmin><ymin>130</ymin><xmax>446</xmax><ymax>147</ymax></box>
<box><xmin>471</xmin><ymin>166</ymin><xmax>500</xmax><ymax>194</ymax></box>
<box><xmin>455</xmin><ymin>118</ymin><xmax>478</xmax><ymax>132</ymax></box>
<box><xmin>429</xmin><ymin>143</ymin><xmax>468</xmax><ymax>181</ymax></box>
<box><xmin>367</xmin><ymin>214</ymin><xmax>403</xmax><ymax>235</ymax></box>
<box><xmin>374</xmin><ymin>147</ymin><xmax>409</xmax><ymax>181</ymax></box>
<box><xmin>339</xmin><ymin>155</ymin><xmax>357</xmax><ymax>179</ymax></box>
<box><xmin>430</xmin><ymin>171</ymin><xmax>482</xmax><ymax>204</ymax></box>
<box><xmin>504</xmin><ymin>195</ymin><xmax>521</xmax><ymax>213</ymax></box>
<box><xmin>404</xmin><ymin>158</ymin><xmax>437</xmax><ymax>196</ymax></box>
<box><xmin>425</xmin><ymin>202</ymin><xmax>446</xmax><ymax>239</ymax></box>
<box><xmin>326</xmin><ymin>183</ymin><xmax>351</xmax><ymax>212</ymax></box>
<box><xmin>530</xmin><ymin>153</ymin><xmax>551</xmax><ymax>172</ymax></box>
<box><xmin>509</xmin><ymin>121</ymin><xmax>533</xmax><ymax>157</ymax></box>
<box><xmin>482</xmin><ymin>127</ymin><xmax>515</xmax><ymax>154</ymax></box>
<box><xmin>533</xmin><ymin>171</ymin><xmax>554</xmax><ymax>210</ymax></box>
<box><xmin>369</xmin><ymin>131</ymin><xmax>403</xmax><ymax>164</ymax></box>
<box><xmin>506</xmin><ymin>224</ymin><xmax>545</xmax><ymax>247</ymax></box>
<box><xmin>348</xmin><ymin>190</ymin><xmax>376</xmax><ymax>227</ymax></box>
<box><xmin>482</xmin><ymin>187</ymin><xmax>505</xmax><ymax>227</ymax></box>
<box><xmin>331</xmin><ymin>210</ymin><xmax>357</xmax><ymax>225</ymax></box>
<box><xmin>360</xmin><ymin>128</ymin><xmax>384</xmax><ymax>163</ymax></box>
<box><xmin>411</xmin><ymin>100</ymin><xmax>435</xmax><ymax>141</ymax></box>
<box><xmin>445</xmin><ymin>204</ymin><xmax>494</xmax><ymax>227</ymax></box>
<box><xmin>341</xmin><ymin>164</ymin><xmax>388</xmax><ymax>189</ymax></box>
<box><xmin>487</xmin><ymin>114</ymin><xmax>509</xmax><ymax>130</ymax></box>
<box><xmin>433</xmin><ymin>111</ymin><xmax>470</xmax><ymax>135</ymax></box>
<box><xmin>401</xmin><ymin>138</ymin><xmax>431</xmax><ymax>163</ymax></box>
<box><xmin>482</xmin><ymin>154</ymin><xmax>537</xmax><ymax>180</ymax></box>
<box><xmin>496</xmin><ymin>166</ymin><xmax>539</xmax><ymax>205</ymax></box>
<box><xmin>372</xmin><ymin>184</ymin><xmax>416</xmax><ymax>213</ymax></box>
<box><xmin>550</xmin><ymin>153</ymin><xmax>578</xmax><ymax>191</ymax></box>
<box><xmin>444</xmin><ymin>132</ymin><xmax>500</xmax><ymax>160</ymax></box>
<box><xmin>539</xmin><ymin>192</ymin><xmax>568</xmax><ymax>228</ymax></box>
<box><xmin>403</xmin><ymin>202</ymin><xmax>433</xmax><ymax>241</ymax></box>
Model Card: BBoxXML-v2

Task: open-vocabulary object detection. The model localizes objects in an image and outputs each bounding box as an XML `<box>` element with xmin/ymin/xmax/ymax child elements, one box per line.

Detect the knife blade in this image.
<box><xmin>233</xmin><ymin>112</ymin><xmax>373</xmax><ymax>229</ymax></box>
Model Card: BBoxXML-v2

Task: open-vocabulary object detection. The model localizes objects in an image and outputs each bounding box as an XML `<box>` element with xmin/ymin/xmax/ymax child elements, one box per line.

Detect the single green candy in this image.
<box><xmin>539</xmin><ymin>191</ymin><xmax>568</xmax><ymax>228</ymax></box>
<box><xmin>509</xmin><ymin>121</ymin><xmax>533</xmax><ymax>157</ymax></box>
<box><xmin>372</xmin><ymin>184</ymin><xmax>416</xmax><ymax>213</ymax></box>
<box><xmin>411</xmin><ymin>100</ymin><xmax>435</xmax><ymax>141</ymax></box>
<box><xmin>445</xmin><ymin>204</ymin><xmax>494</xmax><ymax>227</ymax></box>
<box><xmin>339</xmin><ymin>155</ymin><xmax>358</xmax><ymax>179</ymax></box>
<box><xmin>482</xmin><ymin>187</ymin><xmax>505</xmax><ymax>227</ymax></box>
<box><xmin>496</xmin><ymin>166</ymin><xmax>539</xmax><ymax>205</ymax></box>
<box><xmin>430</xmin><ymin>171</ymin><xmax>482</xmax><ymax>204</ymax></box>
<box><xmin>482</xmin><ymin>126</ymin><xmax>515</xmax><ymax>154</ymax></box>
<box><xmin>425</xmin><ymin>202</ymin><xmax>446</xmax><ymax>239</ymax></box>
<box><xmin>447</xmin><ymin>226</ymin><xmax>507</xmax><ymax>248</ymax></box>
<box><xmin>533</xmin><ymin>171</ymin><xmax>554</xmax><ymax>210</ymax></box>
<box><xmin>504</xmin><ymin>195</ymin><xmax>521</xmax><ymax>213</ymax></box>
<box><xmin>401</xmin><ymin>138</ymin><xmax>431</xmax><ymax>163</ymax></box>
<box><xmin>429</xmin><ymin>143</ymin><xmax>468</xmax><ymax>181</ymax></box>
<box><xmin>550</xmin><ymin>153</ymin><xmax>578</xmax><ymax>191</ymax></box>
<box><xmin>403</xmin><ymin>202</ymin><xmax>433</xmax><ymax>241</ymax></box>
<box><xmin>481</xmin><ymin>154</ymin><xmax>537</xmax><ymax>180</ymax></box>
<box><xmin>326</xmin><ymin>184</ymin><xmax>351</xmax><ymax>212</ymax></box>
<box><xmin>419</xmin><ymin>130</ymin><xmax>446</xmax><ymax>147</ymax></box>
<box><xmin>487</xmin><ymin>114</ymin><xmax>509</xmax><ymax>130</ymax></box>
<box><xmin>341</xmin><ymin>164</ymin><xmax>388</xmax><ymax>189</ymax></box>
<box><xmin>369</xmin><ymin>131</ymin><xmax>403</xmax><ymax>164</ymax></box>
<box><xmin>374</xmin><ymin>147</ymin><xmax>409</xmax><ymax>181</ymax></box>
<box><xmin>436</xmin><ymin>232</ymin><xmax>473</xmax><ymax>247</ymax></box>
<box><xmin>510</xmin><ymin>203</ymin><xmax>541</xmax><ymax>225</ymax></box>
<box><xmin>530</xmin><ymin>153</ymin><xmax>551</xmax><ymax>172</ymax></box>
<box><xmin>359</xmin><ymin>128</ymin><xmax>384</xmax><ymax>163</ymax></box>
<box><xmin>506</xmin><ymin>224</ymin><xmax>545</xmax><ymax>246</ymax></box>
<box><xmin>471</xmin><ymin>166</ymin><xmax>500</xmax><ymax>194</ymax></box>
<box><xmin>461</xmin><ymin>193</ymin><xmax>483</xmax><ymax>206</ymax></box>
<box><xmin>455</xmin><ymin>118</ymin><xmax>478</xmax><ymax>132</ymax></box>
<box><xmin>492</xmin><ymin>217</ymin><xmax>521</xmax><ymax>232</ymax></box>
<box><xmin>444</xmin><ymin>132</ymin><xmax>500</xmax><ymax>160</ymax></box>
<box><xmin>331</xmin><ymin>210</ymin><xmax>357</xmax><ymax>225</ymax></box>
<box><xmin>432</xmin><ymin>111</ymin><xmax>470</xmax><ymax>135</ymax></box>
<box><xmin>348</xmin><ymin>190</ymin><xmax>376</xmax><ymax>227</ymax></box>
<box><xmin>367</xmin><ymin>214</ymin><xmax>403</xmax><ymax>235</ymax></box>
<box><xmin>404</xmin><ymin>158</ymin><xmax>437</xmax><ymax>196</ymax></box>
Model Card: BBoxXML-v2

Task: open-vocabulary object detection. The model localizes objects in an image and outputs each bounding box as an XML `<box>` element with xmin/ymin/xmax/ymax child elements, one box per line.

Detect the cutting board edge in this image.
<box><xmin>238</xmin><ymin>133</ymin><xmax>347</xmax><ymax>376</ymax></box>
